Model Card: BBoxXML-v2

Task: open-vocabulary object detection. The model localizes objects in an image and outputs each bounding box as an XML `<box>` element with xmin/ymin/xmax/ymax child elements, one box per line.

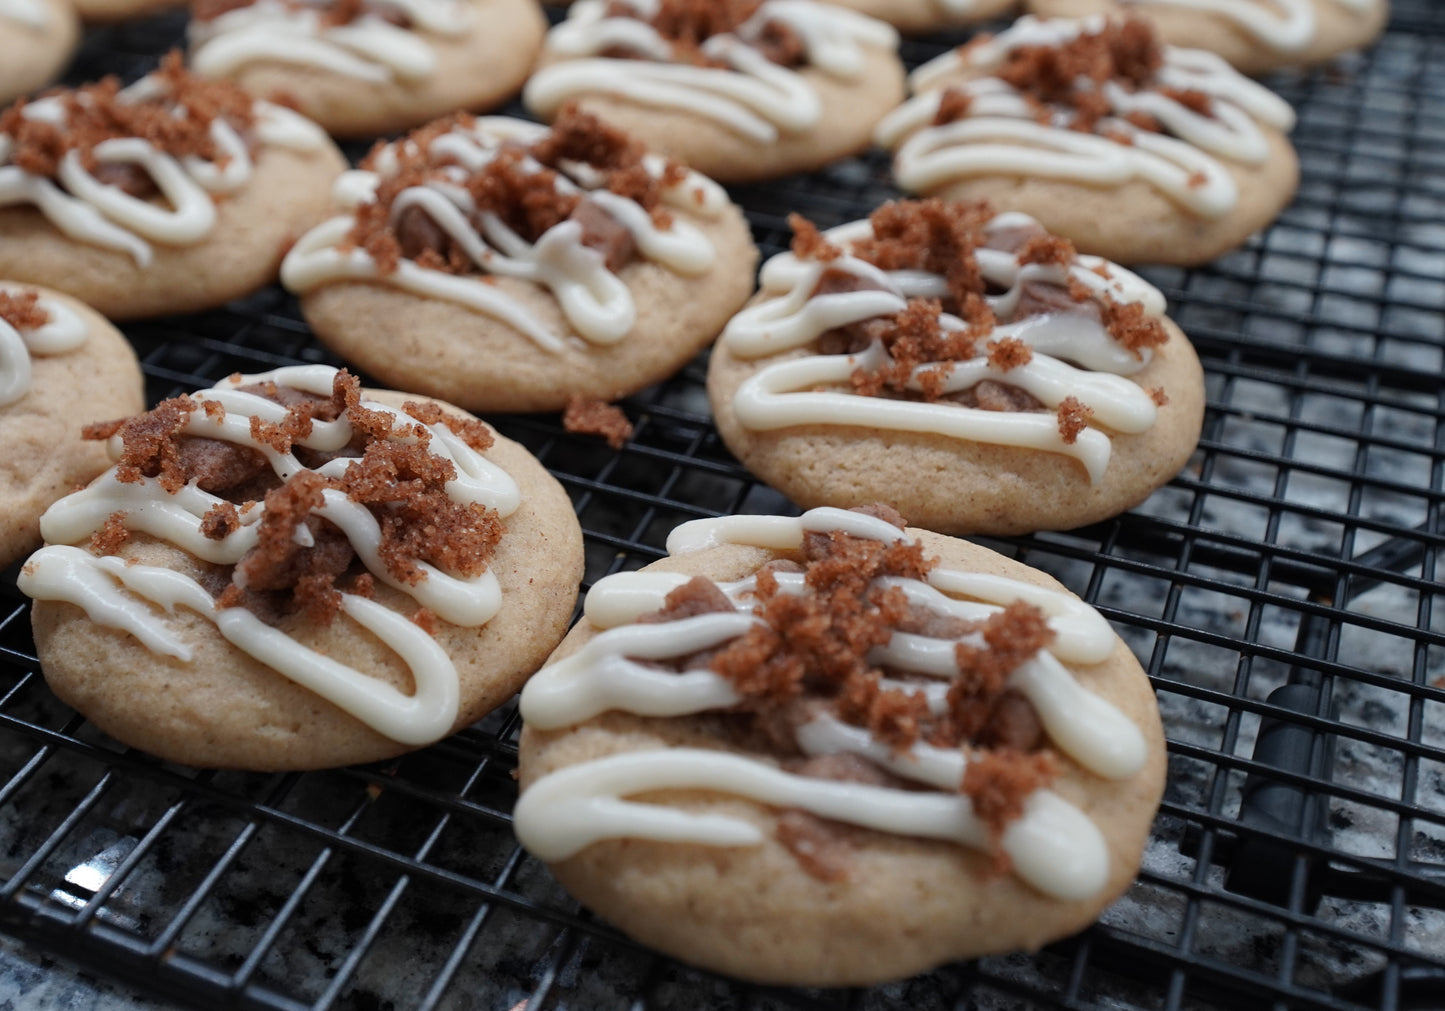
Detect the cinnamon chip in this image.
<box><xmin>563</xmin><ymin>396</ymin><xmax>634</xmax><ymax>449</ymax></box>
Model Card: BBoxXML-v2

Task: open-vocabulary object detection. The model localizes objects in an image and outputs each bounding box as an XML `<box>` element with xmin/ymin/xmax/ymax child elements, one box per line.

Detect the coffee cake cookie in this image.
<box><xmin>524</xmin><ymin>0</ymin><xmax>905</xmax><ymax>183</ymax></box>
<box><xmin>0</xmin><ymin>0</ymin><xmax>79</xmax><ymax>106</ymax></box>
<box><xmin>282</xmin><ymin>110</ymin><xmax>757</xmax><ymax>413</ymax></box>
<box><xmin>516</xmin><ymin>505</ymin><xmax>1166</xmax><ymax>984</ymax></box>
<box><xmin>19</xmin><ymin>365</ymin><xmax>584</xmax><ymax>769</ymax></box>
<box><xmin>706</xmin><ymin>200</ymin><xmax>1205</xmax><ymax>535</ymax></box>
<box><xmin>1026</xmin><ymin>0</ymin><xmax>1387</xmax><ymax>74</ymax></box>
<box><xmin>0</xmin><ymin>55</ymin><xmax>347</xmax><ymax>319</ymax></box>
<box><xmin>188</xmin><ymin>0</ymin><xmax>547</xmax><ymax>138</ymax></box>
<box><xmin>874</xmin><ymin>17</ymin><xmax>1298</xmax><ymax>265</ymax></box>
<box><xmin>0</xmin><ymin>284</ymin><xmax>144</xmax><ymax>568</ymax></box>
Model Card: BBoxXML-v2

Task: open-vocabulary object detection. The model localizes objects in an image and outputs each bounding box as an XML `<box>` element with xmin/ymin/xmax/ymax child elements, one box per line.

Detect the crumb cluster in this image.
<box><xmin>563</xmin><ymin>396</ymin><xmax>634</xmax><ymax>449</ymax></box>
<box><xmin>0</xmin><ymin>290</ymin><xmax>48</xmax><ymax>332</ymax></box>
<box><xmin>84</xmin><ymin>370</ymin><xmax>501</xmax><ymax>627</ymax></box>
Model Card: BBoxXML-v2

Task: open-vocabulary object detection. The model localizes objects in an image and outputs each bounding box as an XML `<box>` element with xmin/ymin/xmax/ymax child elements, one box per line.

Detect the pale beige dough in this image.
<box><xmin>0</xmin><ymin>141</ymin><xmax>348</xmax><ymax>320</ymax></box>
<box><xmin>300</xmin><ymin>201</ymin><xmax>759</xmax><ymax>414</ymax></box>
<box><xmin>0</xmin><ymin>287</ymin><xmax>145</xmax><ymax>568</ymax></box>
<box><xmin>518</xmin><ymin>530</ymin><xmax>1167</xmax><ymax>985</ymax></box>
<box><xmin>529</xmin><ymin>44</ymin><xmax>907</xmax><ymax>183</ymax></box>
<box><xmin>819</xmin><ymin>0</ymin><xmax>1015</xmax><ymax>32</ymax></box>
<box><xmin>707</xmin><ymin>310</ymin><xmax>1205</xmax><ymax>536</ymax></box>
<box><xmin>191</xmin><ymin>0</ymin><xmax>548</xmax><ymax>138</ymax></box>
<box><xmin>1027</xmin><ymin>0</ymin><xmax>1389</xmax><ymax>74</ymax></box>
<box><xmin>0</xmin><ymin>0</ymin><xmax>79</xmax><ymax>105</ymax></box>
<box><xmin>29</xmin><ymin>391</ymin><xmax>585</xmax><ymax>770</ymax></box>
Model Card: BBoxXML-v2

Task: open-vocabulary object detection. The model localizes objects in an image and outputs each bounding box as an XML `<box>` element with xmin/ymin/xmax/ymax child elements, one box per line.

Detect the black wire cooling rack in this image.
<box><xmin>1</xmin><ymin>3</ymin><xmax>1443</xmax><ymax>1008</ymax></box>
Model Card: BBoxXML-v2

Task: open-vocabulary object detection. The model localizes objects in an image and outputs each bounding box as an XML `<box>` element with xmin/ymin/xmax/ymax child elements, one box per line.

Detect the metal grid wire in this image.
<box><xmin>1</xmin><ymin>3</ymin><xmax>1443</xmax><ymax>1008</ymax></box>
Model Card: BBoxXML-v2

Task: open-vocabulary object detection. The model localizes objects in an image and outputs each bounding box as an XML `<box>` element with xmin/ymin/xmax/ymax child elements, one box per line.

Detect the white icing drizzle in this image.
<box><xmin>717</xmin><ymin>214</ymin><xmax>1168</xmax><ymax>484</ymax></box>
<box><xmin>516</xmin><ymin>507</ymin><xmax>1145</xmax><ymax>899</ymax></box>
<box><xmin>874</xmin><ymin>16</ymin><xmax>1297</xmax><ymax>217</ymax></box>
<box><xmin>0</xmin><ymin>72</ymin><xmax>330</xmax><ymax>267</ymax></box>
<box><xmin>524</xmin><ymin>0</ymin><xmax>898</xmax><ymax>143</ymax></box>
<box><xmin>17</xmin><ymin>364</ymin><xmax>521</xmax><ymax>745</ymax></box>
<box><xmin>0</xmin><ymin>285</ymin><xmax>88</xmax><ymax>408</ymax></box>
<box><xmin>190</xmin><ymin>0</ymin><xmax>473</xmax><ymax>83</ymax></box>
<box><xmin>0</xmin><ymin>0</ymin><xmax>48</xmax><ymax>28</ymax></box>
<box><xmin>1121</xmin><ymin>0</ymin><xmax>1374</xmax><ymax>53</ymax></box>
<box><xmin>281</xmin><ymin>115</ymin><xmax>731</xmax><ymax>351</ymax></box>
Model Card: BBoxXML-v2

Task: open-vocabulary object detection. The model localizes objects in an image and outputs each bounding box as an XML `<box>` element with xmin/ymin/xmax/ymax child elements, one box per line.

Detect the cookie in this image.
<box><xmin>523</xmin><ymin>0</ymin><xmax>906</xmax><ymax>183</ymax></box>
<box><xmin>1026</xmin><ymin>0</ymin><xmax>1388</xmax><ymax>75</ymax></box>
<box><xmin>19</xmin><ymin>364</ymin><xmax>584</xmax><ymax>770</ymax></box>
<box><xmin>188</xmin><ymin>0</ymin><xmax>547</xmax><ymax>138</ymax></box>
<box><xmin>706</xmin><ymin>200</ymin><xmax>1205</xmax><ymax>536</ymax></box>
<box><xmin>0</xmin><ymin>284</ymin><xmax>145</xmax><ymax>568</ymax></box>
<box><xmin>0</xmin><ymin>54</ymin><xmax>347</xmax><ymax>320</ymax></box>
<box><xmin>817</xmin><ymin>0</ymin><xmax>1015</xmax><ymax>32</ymax></box>
<box><xmin>0</xmin><ymin>0</ymin><xmax>79</xmax><ymax>106</ymax></box>
<box><xmin>282</xmin><ymin>109</ymin><xmax>758</xmax><ymax>414</ymax></box>
<box><xmin>515</xmin><ymin>504</ymin><xmax>1167</xmax><ymax>985</ymax></box>
<box><xmin>874</xmin><ymin>16</ymin><xmax>1299</xmax><ymax>265</ymax></box>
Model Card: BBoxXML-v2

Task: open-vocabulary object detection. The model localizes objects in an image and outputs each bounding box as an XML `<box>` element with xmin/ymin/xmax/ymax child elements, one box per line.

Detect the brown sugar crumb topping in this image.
<box><xmin>0</xmin><ymin>290</ymin><xmax>48</xmax><ymax>332</ymax></box>
<box><xmin>961</xmin><ymin>749</ymin><xmax>1060</xmax><ymax>853</ymax></box>
<box><xmin>0</xmin><ymin>52</ymin><xmax>256</xmax><ymax>181</ymax></box>
<box><xmin>788</xmin><ymin>213</ymin><xmax>841</xmax><ymax>262</ymax></box>
<box><xmin>1017</xmin><ymin>234</ymin><xmax>1076</xmax><ymax>267</ymax></box>
<box><xmin>850</xmin><ymin>198</ymin><xmax>996</xmax><ymax>315</ymax></box>
<box><xmin>200</xmin><ymin>501</ymin><xmax>242</xmax><ymax>541</ymax></box>
<box><xmin>563</xmin><ymin>396</ymin><xmax>634</xmax><ymax>450</ymax></box>
<box><xmin>986</xmin><ymin>336</ymin><xmax>1032</xmax><ymax>371</ymax></box>
<box><xmin>1056</xmin><ymin>396</ymin><xmax>1093</xmax><ymax>444</ymax></box>
<box><xmin>631</xmin><ymin>507</ymin><xmax>1066</xmax><ymax>871</ymax></box>
<box><xmin>401</xmin><ymin>400</ymin><xmax>495</xmax><ymax>453</ymax></box>
<box><xmin>1149</xmin><ymin>386</ymin><xmax>1169</xmax><ymax>407</ymax></box>
<box><xmin>850</xmin><ymin>298</ymin><xmax>991</xmax><ymax>401</ymax></box>
<box><xmin>93</xmin><ymin>370</ymin><xmax>503</xmax><ymax>626</ymax></box>
<box><xmin>89</xmin><ymin>512</ymin><xmax>130</xmax><ymax>556</ymax></box>
<box><xmin>347</xmin><ymin>106</ymin><xmax>682</xmax><ymax>279</ymax></box>
<box><xmin>931</xmin><ymin>19</ymin><xmax>1214</xmax><ymax>138</ymax></box>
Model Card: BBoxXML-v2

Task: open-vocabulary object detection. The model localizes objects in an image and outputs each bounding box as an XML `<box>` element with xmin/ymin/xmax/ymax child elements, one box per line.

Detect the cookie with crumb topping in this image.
<box><xmin>20</xmin><ymin>365</ymin><xmax>584</xmax><ymax>770</ymax></box>
<box><xmin>706</xmin><ymin>200</ymin><xmax>1205</xmax><ymax>536</ymax></box>
<box><xmin>0</xmin><ymin>284</ymin><xmax>145</xmax><ymax>568</ymax></box>
<box><xmin>524</xmin><ymin>0</ymin><xmax>906</xmax><ymax>183</ymax></box>
<box><xmin>187</xmin><ymin>0</ymin><xmax>547</xmax><ymax>139</ymax></box>
<box><xmin>874</xmin><ymin>16</ymin><xmax>1300</xmax><ymax>266</ymax></box>
<box><xmin>1026</xmin><ymin>0</ymin><xmax>1387</xmax><ymax>75</ymax></box>
<box><xmin>0</xmin><ymin>0</ymin><xmax>78</xmax><ymax>105</ymax></box>
<box><xmin>0</xmin><ymin>55</ymin><xmax>347</xmax><ymax>320</ymax></box>
<box><xmin>282</xmin><ymin>110</ymin><xmax>758</xmax><ymax>413</ymax></box>
<box><xmin>515</xmin><ymin>505</ymin><xmax>1167</xmax><ymax>985</ymax></box>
